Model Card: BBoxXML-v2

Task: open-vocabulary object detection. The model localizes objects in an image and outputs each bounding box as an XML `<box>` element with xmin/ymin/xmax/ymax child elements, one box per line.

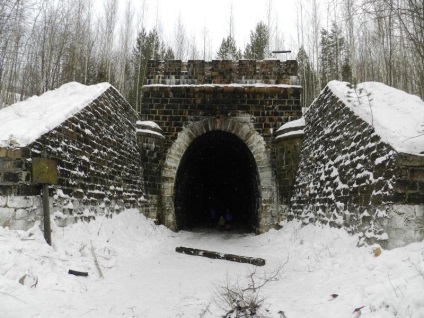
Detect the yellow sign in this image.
<box><xmin>32</xmin><ymin>158</ymin><xmax>58</xmax><ymax>184</ymax></box>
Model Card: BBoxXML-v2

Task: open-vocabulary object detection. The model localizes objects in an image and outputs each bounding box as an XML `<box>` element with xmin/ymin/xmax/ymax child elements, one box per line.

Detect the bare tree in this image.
<box><xmin>97</xmin><ymin>0</ymin><xmax>118</xmax><ymax>83</ymax></box>
<box><xmin>216</xmin><ymin>262</ymin><xmax>287</xmax><ymax>318</ymax></box>
<box><xmin>201</xmin><ymin>23</ymin><xmax>212</xmax><ymax>60</ymax></box>
<box><xmin>116</xmin><ymin>0</ymin><xmax>135</xmax><ymax>96</ymax></box>
<box><xmin>174</xmin><ymin>15</ymin><xmax>187</xmax><ymax>60</ymax></box>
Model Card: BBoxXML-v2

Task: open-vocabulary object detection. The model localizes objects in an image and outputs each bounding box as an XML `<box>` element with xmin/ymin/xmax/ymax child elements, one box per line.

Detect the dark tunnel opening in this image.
<box><xmin>174</xmin><ymin>131</ymin><xmax>260</xmax><ymax>232</ymax></box>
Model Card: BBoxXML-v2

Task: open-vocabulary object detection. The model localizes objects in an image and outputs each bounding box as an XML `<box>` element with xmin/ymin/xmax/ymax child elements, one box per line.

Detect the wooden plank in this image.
<box><xmin>175</xmin><ymin>246</ymin><xmax>266</xmax><ymax>266</ymax></box>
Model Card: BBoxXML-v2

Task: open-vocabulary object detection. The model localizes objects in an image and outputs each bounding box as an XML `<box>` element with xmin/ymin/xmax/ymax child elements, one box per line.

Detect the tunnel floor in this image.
<box><xmin>174</xmin><ymin>130</ymin><xmax>260</xmax><ymax>233</ymax></box>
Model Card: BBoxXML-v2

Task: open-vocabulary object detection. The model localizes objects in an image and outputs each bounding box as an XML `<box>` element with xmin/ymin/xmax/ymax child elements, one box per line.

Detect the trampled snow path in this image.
<box><xmin>1</xmin><ymin>209</ymin><xmax>423</xmax><ymax>318</ymax></box>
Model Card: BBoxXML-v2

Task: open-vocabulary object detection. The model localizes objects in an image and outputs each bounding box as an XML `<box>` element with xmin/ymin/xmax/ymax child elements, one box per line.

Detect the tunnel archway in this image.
<box><xmin>174</xmin><ymin>131</ymin><xmax>260</xmax><ymax>232</ymax></box>
<box><xmin>159</xmin><ymin>117</ymin><xmax>277</xmax><ymax>233</ymax></box>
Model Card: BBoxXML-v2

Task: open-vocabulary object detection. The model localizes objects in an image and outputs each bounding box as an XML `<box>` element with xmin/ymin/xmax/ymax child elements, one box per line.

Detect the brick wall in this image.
<box><xmin>146</xmin><ymin>59</ymin><xmax>298</xmax><ymax>85</ymax></box>
<box><xmin>136</xmin><ymin>121</ymin><xmax>165</xmax><ymax>220</ymax></box>
<box><xmin>0</xmin><ymin>86</ymin><xmax>144</xmax><ymax>229</ymax></box>
<box><xmin>140</xmin><ymin>60</ymin><xmax>302</xmax><ymax>229</ymax></box>
<box><xmin>140</xmin><ymin>84</ymin><xmax>302</xmax><ymax>223</ymax></box>
<box><xmin>141</xmin><ymin>85</ymin><xmax>302</xmax><ymax>143</ymax></box>
<box><xmin>274</xmin><ymin>121</ymin><xmax>305</xmax><ymax>207</ymax></box>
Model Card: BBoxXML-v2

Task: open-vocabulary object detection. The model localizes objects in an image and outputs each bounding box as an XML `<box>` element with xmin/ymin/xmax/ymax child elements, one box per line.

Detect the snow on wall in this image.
<box><xmin>0</xmin><ymin>82</ymin><xmax>110</xmax><ymax>148</ymax></box>
<box><xmin>290</xmin><ymin>82</ymin><xmax>424</xmax><ymax>249</ymax></box>
<box><xmin>146</xmin><ymin>59</ymin><xmax>298</xmax><ymax>85</ymax></box>
<box><xmin>328</xmin><ymin>81</ymin><xmax>424</xmax><ymax>155</ymax></box>
<box><xmin>0</xmin><ymin>84</ymin><xmax>145</xmax><ymax>230</ymax></box>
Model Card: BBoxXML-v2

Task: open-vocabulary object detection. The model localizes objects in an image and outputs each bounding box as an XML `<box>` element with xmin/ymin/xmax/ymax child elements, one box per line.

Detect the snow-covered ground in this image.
<box><xmin>1</xmin><ymin>209</ymin><xmax>423</xmax><ymax>318</ymax></box>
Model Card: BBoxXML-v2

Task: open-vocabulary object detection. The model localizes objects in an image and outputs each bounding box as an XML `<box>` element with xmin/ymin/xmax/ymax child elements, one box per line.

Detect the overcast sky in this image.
<box><xmin>95</xmin><ymin>0</ymin><xmax>299</xmax><ymax>58</ymax></box>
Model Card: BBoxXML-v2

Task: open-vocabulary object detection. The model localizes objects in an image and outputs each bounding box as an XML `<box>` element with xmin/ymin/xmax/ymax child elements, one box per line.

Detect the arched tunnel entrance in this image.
<box><xmin>174</xmin><ymin>130</ymin><xmax>260</xmax><ymax>232</ymax></box>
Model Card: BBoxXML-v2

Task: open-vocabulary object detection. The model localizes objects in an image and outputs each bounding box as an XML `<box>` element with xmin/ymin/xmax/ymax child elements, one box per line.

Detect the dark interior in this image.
<box><xmin>174</xmin><ymin>131</ymin><xmax>260</xmax><ymax>232</ymax></box>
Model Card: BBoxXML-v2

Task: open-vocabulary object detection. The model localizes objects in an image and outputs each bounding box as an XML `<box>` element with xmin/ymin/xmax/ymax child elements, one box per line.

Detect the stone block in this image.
<box><xmin>9</xmin><ymin>219</ymin><xmax>33</xmax><ymax>231</ymax></box>
<box><xmin>3</xmin><ymin>171</ymin><xmax>21</xmax><ymax>183</ymax></box>
<box><xmin>0</xmin><ymin>207</ymin><xmax>15</xmax><ymax>225</ymax></box>
<box><xmin>407</xmin><ymin>193</ymin><xmax>424</xmax><ymax>204</ymax></box>
<box><xmin>410</xmin><ymin>168</ymin><xmax>424</xmax><ymax>181</ymax></box>
<box><xmin>0</xmin><ymin>196</ymin><xmax>6</xmax><ymax>207</ymax></box>
<box><xmin>7</xmin><ymin>196</ymin><xmax>34</xmax><ymax>208</ymax></box>
<box><xmin>15</xmin><ymin>209</ymin><xmax>28</xmax><ymax>220</ymax></box>
<box><xmin>397</xmin><ymin>152</ymin><xmax>424</xmax><ymax>166</ymax></box>
<box><xmin>6</xmin><ymin>148</ymin><xmax>31</xmax><ymax>158</ymax></box>
<box><xmin>396</xmin><ymin>179</ymin><xmax>418</xmax><ymax>192</ymax></box>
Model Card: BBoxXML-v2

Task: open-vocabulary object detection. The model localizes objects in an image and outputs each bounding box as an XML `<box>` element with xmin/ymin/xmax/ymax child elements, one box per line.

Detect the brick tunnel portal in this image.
<box><xmin>174</xmin><ymin>131</ymin><xmax>260</xmax><ymax>232</ymax></box>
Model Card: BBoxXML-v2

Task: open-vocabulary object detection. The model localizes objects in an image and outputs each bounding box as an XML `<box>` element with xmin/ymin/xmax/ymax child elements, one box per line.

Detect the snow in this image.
<box><xmin>1</xmin><ymin>209</ymin><xmax>423</xmax><ymax>318</ymax></box>
<box><xmin>277</xmin><ymin>117</ymin><xmax>305</xmax><ymax>131</ymax></box>
<box><xmin>136</xmin><ymin>128</ymin><xmax>165</xmax><ymax>138</ymax></box>
<box><xmin>275</xmin><ymin>129</ymin><xmax>304</xmax><ymax>139</ymax></box>
<box><xmin>136</xmin><ymin>120</ymin><xmax>162</xmax><ymax>131</ymax></box>
<box><xmin>0</xmin><ymin>82</ymin><xmax>111</xmax><ymax>148</ymax></box>
<box><xmin>328</xmin><ymin>81</ymin><xmax>424</xmax><ymax>155</ymax></box>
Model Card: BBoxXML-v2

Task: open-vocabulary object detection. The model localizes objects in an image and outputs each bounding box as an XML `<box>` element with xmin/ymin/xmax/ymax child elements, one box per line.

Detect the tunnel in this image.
<box><xmin>174</xmin><ymin>130</ymin><xmax>260</xmax><ymax>232</ymax></box>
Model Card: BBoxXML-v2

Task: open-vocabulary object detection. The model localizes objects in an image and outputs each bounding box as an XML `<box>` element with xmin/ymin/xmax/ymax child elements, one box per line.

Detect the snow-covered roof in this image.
<box><xmin>136</xmin><ymin>121</ymin><xmax>162</xmax><ymax>131</ymax></box>
<box><xmin>277</xmin><ymin>117</ymin><xmax>305</xmax><ymax>132</ymax></box>
<box><xmin>275</xmin><ymin>129</ymin><xmax>304</xmax><ymax>140</ymax></box>
<box><xmin>0</xmin><ymin>82</ymin><xmax>111</xmax><ymax>148</ymax></box>
<box><xmin>136</xmin><ymin>128</ymin><xmax>165</xmax><ymax>139</ymax></box>
<box><xmin>328</xmin><ymin>81</ymin><xmax>424</xmax><ymax>155</ymax></box>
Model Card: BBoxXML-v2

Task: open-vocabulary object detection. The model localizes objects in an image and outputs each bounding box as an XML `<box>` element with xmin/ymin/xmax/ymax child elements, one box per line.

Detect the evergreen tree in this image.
<box><xmin>320</xmin><ymin>22</ymin><xmax>345</xmax><ymax>87</ymax></box>
<box><xmin>130</xmin><ymin>27</ymin><xmax>167</xmax><ymax>110</ymax></box>
<box><xmin>216</xmin><ymin>36</ymin><xmax>240</xmax><ymax>60</ymax></box>
<box><xmin>243</xmin><ymin>21</ymin><xmax>269</xmax><ymax>60</ymax></box>
<box><xmin>341</xmin><ymin>55</ymin><xmax>353</xmax><ymax>83</ymax></box>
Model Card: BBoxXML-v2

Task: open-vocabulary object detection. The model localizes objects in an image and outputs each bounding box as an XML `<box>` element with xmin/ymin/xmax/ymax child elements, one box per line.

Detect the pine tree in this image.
<box><xmin>216</xmin><ymin>36</ymin><xmax>240</xmax><ymax>60</ymax></box>
<box><xmin>320</xmin><ymin>22</ymin><xmax>345</xmax><ymax>87</ymax></box>
<box><xmin>130</xmin><ymin>27</ymin><xmax>166</xmax><ymax>110</ymax></box>
<box><xmin>243</xmin><ymin>21</ymin><xmax>269</xmax><ymax>60</ymax></box>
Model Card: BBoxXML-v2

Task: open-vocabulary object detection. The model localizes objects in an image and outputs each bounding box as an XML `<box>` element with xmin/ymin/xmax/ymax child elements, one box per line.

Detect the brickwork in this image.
<box><xmin>0</xmin><ymin>86</ymin><xmax>144</xmax><ymax>229</ymax></box>
<box><xmin>141</xmin><ymin>85</ymin><xmax>302</xmax><ymax>142</ymax></box>
<box><xmin>157</xmin><ymin>116</ymin><xmax>277</xmax><ymax>232</ymax></box>
<box><xmin>274</xmin><ymin>121</ymin><xmax>305</xmax><ymax>207</ymax></box>
<box><xmin>1</xmin><ymin>60</ymin><xmax>422</xmax><ymax>247</ymax></box>
<box><xmin>146</xmin><ymin>59</ymin><xmax>298</xmax><ymax>85</ymax></box>
<box><xmin>140</xmin><ymin>59</ymin><xmax>302</xmax><ymax>232</ymax></box>
<box><xmin>290</xmin><ymin>85</ymin><xmax>424</xmax><ymax>248</ymax></box>
<box><xmin>136</xmin><ymin>121</ymin><xmax>165</xmax><ymax>219</ymax></box>
<box><xmin>0</xmin><ymin>147</ymin><xmax>32</xmax><ymax>193</ymax></box>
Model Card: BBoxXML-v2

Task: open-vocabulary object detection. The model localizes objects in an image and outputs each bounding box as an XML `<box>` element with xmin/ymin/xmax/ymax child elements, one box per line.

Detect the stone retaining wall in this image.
<box><xmin>290</xmin><ymin>85</ymin><xmax>424</xmax><ymax>248</ymax></box>
<box><xmin>0</xmin><ymin>86</ymin><xmax>144</xmax><ymax>230</ymax></box>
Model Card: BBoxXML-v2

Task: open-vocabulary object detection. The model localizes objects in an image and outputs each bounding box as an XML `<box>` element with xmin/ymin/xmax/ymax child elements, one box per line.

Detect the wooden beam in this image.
<box><xmin>175</xmin><ymin>246</ymin><xmax>266</xmax><ymax>266</ymax></box>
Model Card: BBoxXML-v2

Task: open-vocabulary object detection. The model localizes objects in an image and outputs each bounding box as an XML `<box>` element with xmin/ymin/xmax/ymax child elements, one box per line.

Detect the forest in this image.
<box><xmin>0</xmin><ymin>0</ymin><xmax>423</xmax><ymax>111</ymax></box>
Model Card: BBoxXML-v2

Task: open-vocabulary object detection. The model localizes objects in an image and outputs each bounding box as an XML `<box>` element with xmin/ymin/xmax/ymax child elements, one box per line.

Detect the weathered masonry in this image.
<box><xmin>0</xmin><ymin>83</ymin><xmax>144</xmax><ymax>230</ymax></box>
<box><xmin>1</xmin><ymin>60</ymin><xmax>423</xmax><ymax>249</ymax></box>
<box><xmin>138</xmin><ymin>59</ymin><xmax>301</xmax><ymax>233</ymax></box>
<box><xmin>290</xmin><ymin>82</ymin><xmax>424</xmax><ymax>249</ymax></box>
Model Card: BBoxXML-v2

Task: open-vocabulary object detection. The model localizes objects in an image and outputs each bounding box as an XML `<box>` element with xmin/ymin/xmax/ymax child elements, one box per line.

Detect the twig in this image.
<box><xmin>90</xmin><ymin>240</ymin><xmax>104</xmax><ymax>279</ymax></box>
<box><xmin>0</xmin><ymin>291</ymin><xmax>28</xmax><ymax>304</ymax></box>
<box><xmin>387</xmin><ymin>273</ymin><xmax>403</xmax><ymax>298</ymax></box>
